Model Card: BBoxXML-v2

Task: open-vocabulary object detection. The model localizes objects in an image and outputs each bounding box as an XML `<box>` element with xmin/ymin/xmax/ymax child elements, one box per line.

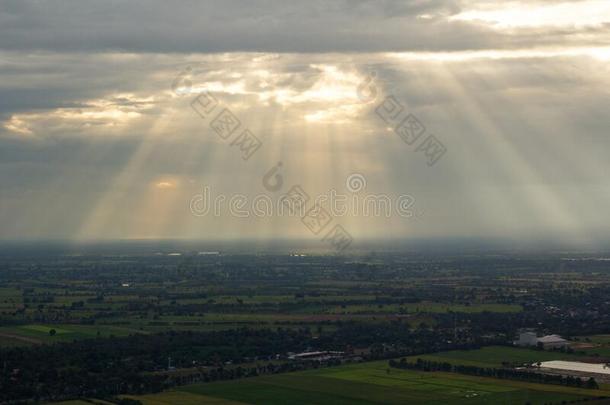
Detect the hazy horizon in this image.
<box><xmin>2</xmin><ymin>237</ymin><xmax>610</xmax><ymax>257</ymax></box>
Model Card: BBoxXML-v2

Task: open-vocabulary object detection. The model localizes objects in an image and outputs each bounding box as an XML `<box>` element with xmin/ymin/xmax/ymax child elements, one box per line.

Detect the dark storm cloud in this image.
<box><xmin>1</xmin><ymin>0</ymin><xmax>607</xmax><ymax>53</ymax></box>
<box><xmin>0</xmin><ymin>0</ymin><xmax>458</xmax><ymax>52</ymax></box>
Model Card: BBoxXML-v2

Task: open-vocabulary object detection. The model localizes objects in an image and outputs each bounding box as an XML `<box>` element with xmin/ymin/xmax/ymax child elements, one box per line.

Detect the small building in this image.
<box><xmin>288</xmin><ymin>351</ymin><xmax>344</xmax><ymax>361</ymax></box>
<box><xmin>515</xmin><ymin>332</ymin><xmax>568</xmax><ymax>349</ymax></box>
<box><xmin>516</xmin><ymin>331</ymin><xmax>538</xmax><ymax>347</ymax></box>
<box><xmin>537</xmin><ymin>334</ymin><xmax>568</xmax><ymax>349</ymax></box>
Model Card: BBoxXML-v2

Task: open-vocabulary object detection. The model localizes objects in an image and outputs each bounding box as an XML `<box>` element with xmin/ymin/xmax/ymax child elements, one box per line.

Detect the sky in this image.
<box><xmin>1</xmin><ymin>0</ymin><xmax>610</xmax><ymax>248</ymax></box>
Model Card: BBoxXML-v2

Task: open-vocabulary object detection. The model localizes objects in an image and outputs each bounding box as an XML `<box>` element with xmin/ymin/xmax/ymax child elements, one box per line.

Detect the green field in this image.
<box><xmin>21</xmin><ymin>324</ymin><xmax>71</xmax><ymax>334</ymax></box>
<box><xmin>124</xmin><ymin>360</ymin><xmax>609</xmax><ymax>405</ymax></box>
<box><xmin>406</xmin><ymin>346</ymin><xmax>584</xmax><ymax>368</ymax></box>
<box><xmin>577</xmin><ymin>335</ymin><xmax>610</xmax><ymax>344</ymax></box>
<box><xmin>0</xmin><ymin>335</ymin><xmax>32</xmax><ymax>347</ymax></box>
<box><xmin>123</xmin><ymin>391</ymin><xmax>244</xmax><ymax>404</ymax></box>
<box><xmin>0</xmin><ymin>324</ymin><xmax>143</xmax><ymax>345</ymax></box>
<box><xmin>54</xmin><ymin>400</ymin><xmax>115</xmax><ymax>405</ymax></box>
<box><xmin>572</xmin><ymin>335</ymin><xmax>610</xmax><ymax>357</ymax></box>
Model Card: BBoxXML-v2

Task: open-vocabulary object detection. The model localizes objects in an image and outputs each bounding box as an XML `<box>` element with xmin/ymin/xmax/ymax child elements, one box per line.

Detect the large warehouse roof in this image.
<box><xmin>540</xmin><ymin>361</ymin><xmax>610</xmax><ymax>375</ymax></box>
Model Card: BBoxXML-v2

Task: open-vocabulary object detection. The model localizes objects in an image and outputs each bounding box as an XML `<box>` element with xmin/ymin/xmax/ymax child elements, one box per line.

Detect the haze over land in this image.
<box><xmin>1</xmin><ymin>0</ymin><xmax>610</xmax><ymax>249</ymax></box>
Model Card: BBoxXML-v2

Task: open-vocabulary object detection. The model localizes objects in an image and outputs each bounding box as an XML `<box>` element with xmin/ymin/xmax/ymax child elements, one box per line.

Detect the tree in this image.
<box><xmin>585</xmin><ymin>377</ymin><xmax>599</xmax><ymax>389</ymax></box>
<box><xmin>49</xmin><ymin>329</ymin><xmax>56</xmax><ymax>337</ymax></box>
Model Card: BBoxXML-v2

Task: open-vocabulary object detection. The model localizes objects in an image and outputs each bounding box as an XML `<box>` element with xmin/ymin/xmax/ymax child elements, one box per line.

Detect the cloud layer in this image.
<box><xmin>2</xmin><ymin>0</ymin><xmax>610</xmax><ymax>53</ymax></box>
<box><xmin>1</xmin><ymin>1</ymin><xmax>610</xmax><ymax>247</ymax></box>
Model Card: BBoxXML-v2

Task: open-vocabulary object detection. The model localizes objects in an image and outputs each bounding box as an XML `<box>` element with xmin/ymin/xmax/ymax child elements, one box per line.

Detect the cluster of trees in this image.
<box><xmin>0</xmin><ymin>328</ymin><xmax>315</xmax><ymax>402</ymax></box>
<box><xmin>389</xmin><ymin>358</ymin><xmax>600</xmax><ymax>389</ymax></box>
<box><xmin>0</xmin><ymin>321</ymin><xmax>489</xmax><ymax>402</ymax></box>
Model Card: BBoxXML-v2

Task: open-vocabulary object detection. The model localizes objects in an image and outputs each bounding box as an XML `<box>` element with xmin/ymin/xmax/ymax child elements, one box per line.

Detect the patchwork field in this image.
<box><xmin>124</xmin><ymin>360</ymin><xmax>610</xmax><ymax>405</ymax></box>
<box><xmin>5</xmin><ymin>251</ymin><xmax>610</xmax><ymax>404</ymax></box>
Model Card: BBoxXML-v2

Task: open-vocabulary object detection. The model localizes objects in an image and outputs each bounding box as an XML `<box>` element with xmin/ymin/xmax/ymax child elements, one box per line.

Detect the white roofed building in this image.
<box><xmin>537</xmin><ymin>334</ymin><xmax>568</xmax><ymax>349</ymax></box>
<box><xmin>515</xmin><ymin>332</ymin><xmax>568</xmax><ymax>349</ymax></box>
<box><xmin>516</xmin><ymin>331</ymin><xmax>538</xmax><ymax>347</ymax></box>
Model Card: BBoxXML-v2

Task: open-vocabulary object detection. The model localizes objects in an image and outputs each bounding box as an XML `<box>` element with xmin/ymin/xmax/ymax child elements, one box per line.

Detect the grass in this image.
<box><xmin>583</xmin><ymin>347</ymin><xmax>610</xmax><ymax>357</ymax></box>
<box><xmin>53</xmin><ymin>400</ymin><xmax>115</xmax><ymax>405</ymax></box>
<box><xmin>577</xmin><ymin>335</ymin><xmax>610</xmax><ymax>344</ymax></box>
<box><xmin>406</xmin><ymin>346</ymin><xmax>583</xmax><ymax>368</ymax></box>
<box><xmin>572</xmin><ymin>335</ymin><xmax>610</xmax><ymax>357</ymax></box>
<box><xmin>0</xmin><ymin>324</ymin><xmax>140</xmax><ymax>345</ymax></box>
<box><xmin>123</xmin><ymin>391</ymin><xmax>245</xmax><ymax>404</ymax></box>
<box><xmin>0</xmin><ymin>335</ymin><xmax>34</xmax><ymax>347</ymax></box>
<box><xmin>22</xmin><ymin>324</ymin><xmax>71</xmax><ymax>334</ymax></box>
<box><xmin>0</xmin><ymin>320</ymin><xmax>330</xmax><ymax>347</ymax></box>
<box><xmin>125</xmin><ymin>360</ymin><xmax>608</xmax><ymax>405</ymax></box>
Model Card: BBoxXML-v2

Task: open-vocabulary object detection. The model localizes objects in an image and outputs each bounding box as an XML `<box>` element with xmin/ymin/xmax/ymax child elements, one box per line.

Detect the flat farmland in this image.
<box><xmin>0</xmin><ymin>323</ymin><xmax>143</xmax><ymax>345</ymax></box>
<box><xmin>124</xmin><ymin>360</ymin><xmax>609</xmax><ymax>405</ymax></box>
<box><xmin>406</xmin><ymin>346</ymin><xmax>585</xmax><ymax>368</ymax></box>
